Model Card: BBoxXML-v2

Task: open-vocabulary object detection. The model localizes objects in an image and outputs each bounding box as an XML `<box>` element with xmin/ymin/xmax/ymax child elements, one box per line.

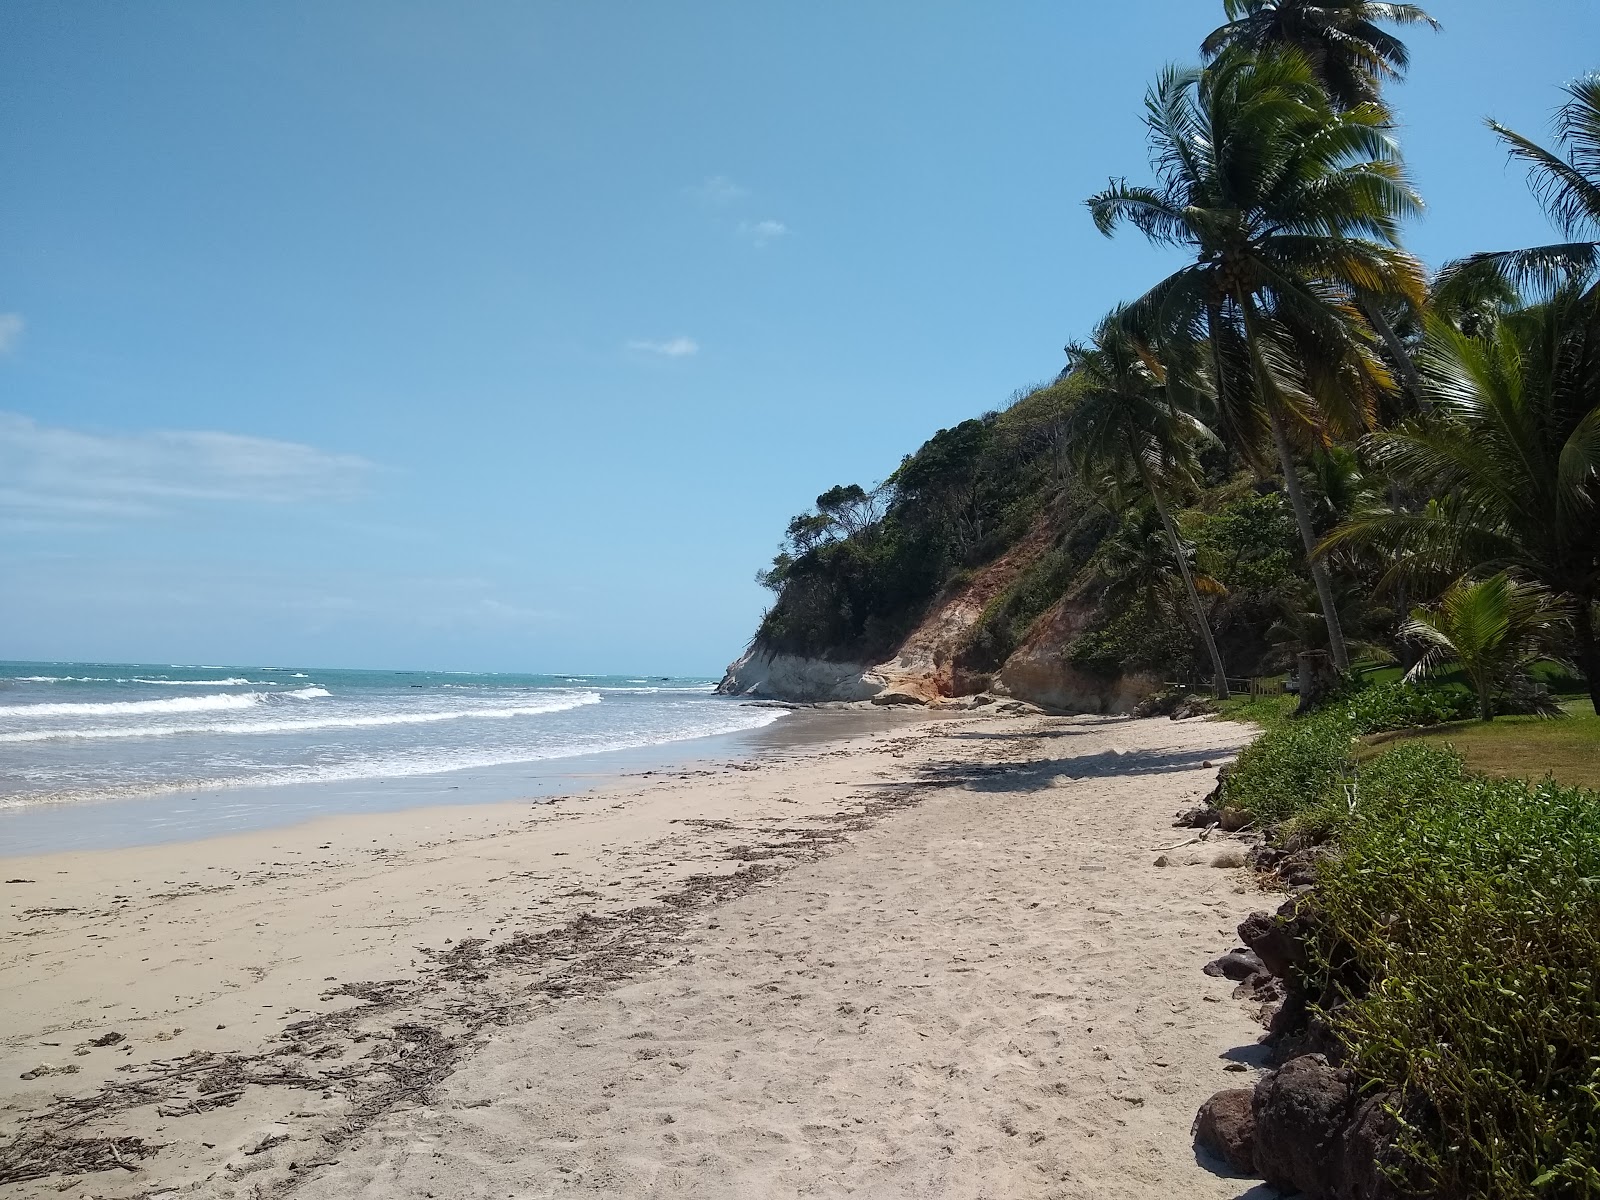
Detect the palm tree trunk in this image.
<box><xmin>1358</xmin><ymin>296</ymin><xmax>1427</xmax><ymax>412</ymax></box>
<box><xmin>1236</xmin><ymin>294</ymin><xmax>1353</xmax><ymax>673</ymax></box>
<box><xmin>1574</xmin><ymin>598</ymin><xmax>1600</xmax><ymax>716</ymax></box>
<box><xmin>1138</xmin><ymin>458</ymin><xmax>1231</xmax><ymax>698</ymax></box>
<box><xmin>1267</xmin><ymin>405</ymin><xmax>1352</xmax><ymax>673</ymax></box>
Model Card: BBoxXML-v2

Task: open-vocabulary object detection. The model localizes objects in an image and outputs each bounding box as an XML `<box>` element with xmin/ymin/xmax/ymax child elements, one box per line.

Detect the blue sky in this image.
<box><xmin>3</xmin><ymin>1</ymin><xmax>1596</xmax><ymax>674</ymax></box>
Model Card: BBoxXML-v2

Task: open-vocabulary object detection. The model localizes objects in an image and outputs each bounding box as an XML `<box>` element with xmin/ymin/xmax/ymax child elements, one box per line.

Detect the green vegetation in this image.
<box><xmin>1214</xmin><ymin>676</ymin><xmax>1600</xmax><ymax>1193</ymax></box>
<box><xmin>1318</xmin><ymin>747</ymin><xmax>1600</xmax><ymax>1197</ymax></box>
<box><xmin>1400</xmin><ymin>573</ymin><xmax>1568</xmax><ymax>719</ymax></box>
<box><xmin>754</xmin><ymin>385</ymin><xmax>1078</xmax><ymax>662</ymax></box>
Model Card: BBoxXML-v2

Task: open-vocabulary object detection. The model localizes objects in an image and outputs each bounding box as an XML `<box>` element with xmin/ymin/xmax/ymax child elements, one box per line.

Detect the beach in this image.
<box><xmin>1</xmin><ymin>709</ymin><xmax>1266</xmax><ymax>1198</ymax></box>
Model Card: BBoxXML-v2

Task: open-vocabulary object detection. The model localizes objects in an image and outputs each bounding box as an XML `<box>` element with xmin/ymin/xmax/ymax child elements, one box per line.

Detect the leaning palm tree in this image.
<box><xmin>1201</xmin><ymin>0</ymin><xmax>1438</xmax><ymax>110</ymax></box>
<box><xmin>1087</xmin><ymin>47</ymin><xmax>1426</xmax><ymax>672</ymax></box>
<box><xmin>1323</xmin><ymin>288</ymin><xmax>1600</xmax><ymax>712</ymax></box>
<box><xmin>1061</xmin><ymin>316</ymin><xmax>1231</xmax><ymax>696</ymax></box>
<box><xmin>1439</xmin><ymin>73</ymin><xmax>1600</xmax><ymax>296</ymax></box>
<box><xmin>1402</xmin><ymin>573</ymin><xmax>1566</xmax><ymax>721</ymax></box>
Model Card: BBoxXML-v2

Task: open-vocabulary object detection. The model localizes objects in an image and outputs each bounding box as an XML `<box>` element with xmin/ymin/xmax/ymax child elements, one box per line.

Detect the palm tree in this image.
<box><xmin>1061</xmin><ymin>317</ymin><xmax>1231</xmax><ymax>696</ymax></box>
<box><xmin>1402</xmin><ymin>573</ymin><xmax>1566</xmax><ymax>721</ymax></box>
<box><xmin>1087</xmin><ymin>47</ymin><xmax>1425</xmax><ymax>673</ymax></box>
<box><xmin>1323</xmin><ymin>290</ymin><xmax>1600</xmax><ymax>713</ymax></box>
<box><xmin>1201</xmin><ymin>0</ymin><xmax>1438</xmax><ymax>110</ymax></box>
<box><xmin>1441</xmin><ymin>73</ymin><xmax>1600</xmax><ymax>296</ymax></box>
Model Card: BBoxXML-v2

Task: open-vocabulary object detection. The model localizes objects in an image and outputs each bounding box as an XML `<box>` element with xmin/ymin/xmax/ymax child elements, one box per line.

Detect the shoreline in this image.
<box><xmin>0</xmin><ymin>705</ymin><xmax>934</xmax><ymax>858</ymax></box>
<box><xmin>1</xmin><ymin>709</ymin><xmax>1266</xmax><ymax>1198</ymax></box>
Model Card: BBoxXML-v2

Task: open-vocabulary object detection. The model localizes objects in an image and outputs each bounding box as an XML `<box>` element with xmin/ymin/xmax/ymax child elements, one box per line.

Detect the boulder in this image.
<box><xmin>1280</xmin><ymin>846</ymin><xmax>1333</xmax><ymax>888</ymax></box>
<box><xmin>1204</xmin><ymin>948</ymin><xmax>1266</xmax><ymax>981</ymax></box>
<box><xmin>1338</xmin><ymin>1091</ymin><xmax>1408</xmax><ymax>1200</ymax></box>
<box><xmin>1175</xmin><ymin>804</ymin><xmax>1221</xmax><ymax>828</ymax></box>
<box><xmin>1252</xmin><ymin>1055</ymin><xmax>1354</xmax><ymax>1199</ymax></box>
<box><xmin>1194</xmin><ymin>1087</ymin><xmax>1257</xmax><ymax>1173</ymax></box>
<box><xmin>1239</xmin><ymin>898</ymin><xmax>1312</xmax><ymax>980</ymax></box>
<box><xmin>870</xmin><ymin>691</ymin><xmax>927</xmax><ymax>707</ymax></box>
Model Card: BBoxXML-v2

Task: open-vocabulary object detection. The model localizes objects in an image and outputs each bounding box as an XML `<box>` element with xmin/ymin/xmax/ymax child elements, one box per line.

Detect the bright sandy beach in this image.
<box><xmin>0</xmin><ymin>710</ymin><xmax>1272</xmax><ymax>1199</ymax></box>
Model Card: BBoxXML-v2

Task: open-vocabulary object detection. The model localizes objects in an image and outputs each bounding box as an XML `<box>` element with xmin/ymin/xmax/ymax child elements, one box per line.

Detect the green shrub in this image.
<box><xmin>1219</xmin><ymin>703</ymin><xmax>1354</xmax><ymax>824</ymax></box>
<box><xmin>1341</xmin><ymin>679</ymin><xmax>1476</xmax><ymax>732</ymax></box>
<box><xmin>1314</xmin><ymin>746</ymin><xmax>1600</xmax><ymax>1198</ymax></box>
<box><xmin>1218</xmin><ymin>681</ymin><xmax>1475</xmax><ymax>825</ymax></box>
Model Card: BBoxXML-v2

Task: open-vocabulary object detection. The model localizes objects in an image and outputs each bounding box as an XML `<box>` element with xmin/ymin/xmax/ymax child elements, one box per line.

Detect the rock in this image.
<box><xmin>1278</xmin><ymin>1011</ymin><xmax>1349</xmax><ymax>1068</ymax></box>
<box><xmin>1251</xmin><ymin>1055</ymin><xmax>1354</xmax><ymax>1199</ymax></box>
<box><xmin>1280</xmin><ymin>846</ymin><xmax>1332</xmax><ymax>888</ymax></box>
<box><xmin>1202</xmin><ymin>759</ymin><xmax>1215</xmax><ymax>768</ymax></box>
<box><xmin>1204</xmin><ymin>949</ymin><xmax>1266</xmax><ymax>981</ymax></box>
<box><xmin>1248</xmin><ymin>843</ymin><xmax>1286</xmax><ymax>871</ymax></box>
<box><xmin>1153</xmin><ymin>855</ymin><xmax>1171</xmax><ymax>867</ymax></box>
<box><xmin>1338</xmin><ymin>1091</ymin><xmax>1408</xmax><ymax>1200</ymax></box>
<box><xmin>1218</xmin><ymin>806</ymin><xmax>1255</xmax><ymax>832</ymax></box>
<box><xmin>1266</xmin><ymin>991</ymin><xmax>1307</xmax><ymax>1043</ymax></box>
<box><xmin>1175</xmin><ymin>804</ymin><xmax>1221</xmax><ymax>828</ymax></box>
<box><xmin>1239</xmin><ymin>907</ymin><xmax>1303</xmax><ymax>980</ymax></box>
<box><xmin>1233</xmin><ymin>971</ymin><xmax>1286</xmax><ymax>1004</ymax></box>
<box><xmin>870</xmin><ymin>691</ymin><xmax>927</xmax><ymax>707</ymax></box>
<box><xmin>1194</xmin><ymin>1088</ymin><xmax>1257</xmax><ymax>1173</ymax></box>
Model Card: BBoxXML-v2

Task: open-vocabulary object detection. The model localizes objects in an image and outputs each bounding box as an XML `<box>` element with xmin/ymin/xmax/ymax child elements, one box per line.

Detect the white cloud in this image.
<box><xmin>626</xmin><ymin>337</ymin><xmax>699</xmax><ymax>358</ymax></box>
<box><xmin>738</xmin><ymin>219</ymin><xmax>789</xmax><ymax>245</ymax></box>
<box><xmin>687</xmin><ymin>175</ymin><xmax>748</xmax><ymax>206</ymax></box>
<box><xmin>0</xmin><ymin>411</ymin><xmax>374</xmax><ymax>522</ymax></box>
<box><xmin>0</xmin><ymin>313</ymin><xmax>23</xmax><ymax>354</ymax></box>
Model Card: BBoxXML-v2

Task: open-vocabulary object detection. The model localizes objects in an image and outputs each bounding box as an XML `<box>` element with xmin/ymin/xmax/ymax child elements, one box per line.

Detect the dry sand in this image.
<box><xmin>0</xmin><ymin>711</ymin><xmax>1272</xmax><ymax>1199</ymax></box>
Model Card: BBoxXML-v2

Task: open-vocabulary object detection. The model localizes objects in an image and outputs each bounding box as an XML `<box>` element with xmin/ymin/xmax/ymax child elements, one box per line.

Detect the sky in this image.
<box><xmin>2</xmin><ymin>1</ymin><xmax>1597</xmax><ymax>675</ymax></box>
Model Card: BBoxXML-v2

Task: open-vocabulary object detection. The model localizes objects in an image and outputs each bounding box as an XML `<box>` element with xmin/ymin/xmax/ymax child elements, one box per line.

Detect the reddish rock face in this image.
<box><xmin>1194</xmin><ymin>1087</ymin><xmax>1258</xmax><ymax>1173</ymax></box>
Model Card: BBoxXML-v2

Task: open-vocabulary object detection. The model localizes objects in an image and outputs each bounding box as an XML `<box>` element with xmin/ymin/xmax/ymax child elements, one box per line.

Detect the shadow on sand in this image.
<box><xmin>902</xmin><ymin>744</ymin><xmax>1228</xmax><ymax>794</ymax></box>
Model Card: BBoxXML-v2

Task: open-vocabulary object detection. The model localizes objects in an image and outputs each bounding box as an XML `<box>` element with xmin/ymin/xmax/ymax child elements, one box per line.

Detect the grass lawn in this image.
<box><xmin>1362</xmin><ymin>700</ymin><xmax>1600</xmax><ymax>790</ymax></box>
<box><xmin>1212</xmin><ymin>692</ymin><xmax>1295</xmax><ymax>729</ymax></box>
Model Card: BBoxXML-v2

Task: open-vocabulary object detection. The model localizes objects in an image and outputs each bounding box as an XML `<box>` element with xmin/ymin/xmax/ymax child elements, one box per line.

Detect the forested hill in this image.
<box><xmin>721</xmin><ymin>376</ymin><xmax>1319</xmax><ymax>708</ymax></box>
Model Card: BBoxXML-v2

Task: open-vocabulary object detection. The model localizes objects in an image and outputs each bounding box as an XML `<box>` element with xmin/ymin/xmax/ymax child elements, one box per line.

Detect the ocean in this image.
<box><xmin>0</xmin><ymin>661</ymin><xmax>785</xmax><ymax>852</ymax></box>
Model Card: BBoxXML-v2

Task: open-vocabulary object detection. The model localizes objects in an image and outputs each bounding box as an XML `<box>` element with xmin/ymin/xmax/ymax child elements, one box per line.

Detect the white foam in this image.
<box><xmin>5</xmin><ymin>702</ymin><xmax>789</xmax><ymax>801</ymax></box>
<box><xmin>0</xmin><ymin>686</ymin><xmax>329</xmax><ymax>721</ymax></box>
<box><xmin>132</xmin><ymin>677</ymin><xmax>256</xmax><ymax>687</ymax></box>
<box><xmin>0</xmin><ymin>690</ymin><xmax>598</xmax><ymax>744</ymax></box>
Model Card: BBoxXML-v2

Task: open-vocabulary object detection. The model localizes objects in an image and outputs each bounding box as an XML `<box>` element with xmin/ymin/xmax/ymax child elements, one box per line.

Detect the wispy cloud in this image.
<box><xmin>0</xmin><ymin>314</ymin><xmax>23</xmax><ymax>354</ymax></box>
<box><xmin>738</xmin><ymin>219</ymin><xmax>789</xmax><ymax>246</ymax></box>
<box><xmin>626</xmin><ymin>337</ymin><xmax>699</xmax><ymax>359</ymax></box>
<box><xmin>687</xmin><ymin>175</ymin><xmax>748</xmax><ymax>206</ymax></box>
<box><xmin>0</xmin><ymin>411</ymin><xmax>374</xmax><ymax>523</ymax></box>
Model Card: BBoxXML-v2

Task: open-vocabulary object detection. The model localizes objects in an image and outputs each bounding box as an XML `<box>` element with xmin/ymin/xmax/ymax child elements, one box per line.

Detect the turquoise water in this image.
<box><xmin>0</xmin><ymin>661</ymin><xmax>782</xmax><ymax>820</ymax></box>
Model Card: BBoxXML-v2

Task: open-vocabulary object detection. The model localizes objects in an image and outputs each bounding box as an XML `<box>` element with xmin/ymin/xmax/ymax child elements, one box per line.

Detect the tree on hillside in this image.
<box><xmin>1087</xmin><ymin>47</ymin><xmax>1425</xmax><ymax>672</ymax></box>
<box><xmin>1442</xmin><ymin>73</ymin><xmax>1600</xmax><ymax>296</ymax></box>
<box><xmin>1061</xmin><ymin>316</ymin><xmax>1232</xmax><ymax>696</ymax></box>
<box><xmin>1402</xmin><ymin>573</ymin><xmax>1567</xmax><ymax>721</ymax></box>
<box><xmin>1201</xmin><ymin>0</ymin><xmax>1438</xmax><ymax>111</ymax></box>
<box><xmin>1324</xmin><ymin>288</ymin><xmax>1600</xmax><ymax>712</ymax></box>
